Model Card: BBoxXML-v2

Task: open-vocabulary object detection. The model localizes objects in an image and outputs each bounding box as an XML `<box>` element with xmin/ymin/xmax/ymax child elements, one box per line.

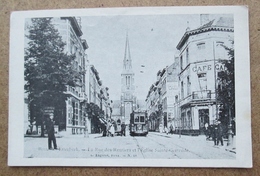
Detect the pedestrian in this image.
<box><xmin>102</xmin><ymin>124</ymin><xmax>106</xmax><ymax>137</ymax></box>
<box><xmin>208</xmin><ymin>124</ymin><xmax>214</xmax><ymax>140</ymax></box>
<box><xmin>204</xmin><ymin>122</ymin><xmax>209</xmax><ymax>140</ymax></box>
<box><xmin>159</xmin><ymin>124</ymin><xmax>163</xmax><ymax>133</ymax></box>
<box><xmin>121</xmin><ymin>122</ymin><xmax>126</xmax><ymax>136</ymax></box>
<box><xmin>46</xmin><ymin>115</ymin><xmax>57</xmax><ymax>150</ymax></box>
<box><xmin>217</xmin><ymin>121</ymin><xmax>224</xmax><ymax>146</ymax></box>
<box><xmin>106</xmin><ymin>120</ymin><xmax>111</xmax><ymax>137</ymax></box>
<box><xmin>213</xmin><ymin>121</ymin><xmax>218</xmax><ymax>146</ymax></box>
<box><xmin>110</xmin><ymin>122</ymin><xmax>115</xmax><ymax>137</ymax></box>
<box><xmin>164</xmin><ymin>126</ymin><xmax>169</xmax><ymax>135</ymax></box>
<box><xmin>169</xmin><ymin>124</ymin><xmax>174</xmax><ymax>134</ymax></box>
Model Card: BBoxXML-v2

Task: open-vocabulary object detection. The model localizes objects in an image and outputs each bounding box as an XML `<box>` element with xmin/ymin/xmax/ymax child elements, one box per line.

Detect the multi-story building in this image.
<box><xmin>165</xmin><ymin>61</ymin><xmax>179</xmax><ymax>129</ymax></box>
<box><xmin>146</xmin><ymin>83</ymin><xmax>159</xmax><ymax>131</ymax></box>
<box><xmin>54</xmin><ymin>17</ymin><xmax>89</xmax><ymax>135</ymax></box>
<box><xmin>85</xmin><ymin>65</ymin><xmax>111</xmax><ymax>133</ymax></box>
<box><xmin>175</xmin><ymin>15</ymin><xmax>234</xmax><ymax>135</ymax></box>
<box><xmin>146</xmin><ymin>61</ymin><xmax>179</xmax><ymax>132</ymax></box>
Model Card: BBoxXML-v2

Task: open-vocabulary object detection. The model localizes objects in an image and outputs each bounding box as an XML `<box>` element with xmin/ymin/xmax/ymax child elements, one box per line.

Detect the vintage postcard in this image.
<box><xmin>8</xmin><ymin>6</ymin><xmax>252</xmax><ymax>167</ymax></box>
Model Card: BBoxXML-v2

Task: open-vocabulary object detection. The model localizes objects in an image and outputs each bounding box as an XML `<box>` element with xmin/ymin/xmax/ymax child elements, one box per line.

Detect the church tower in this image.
<box><xmin>121</xmin><ymin>33</ymin><xmax>136</xmax><ymax>124</ymax></box>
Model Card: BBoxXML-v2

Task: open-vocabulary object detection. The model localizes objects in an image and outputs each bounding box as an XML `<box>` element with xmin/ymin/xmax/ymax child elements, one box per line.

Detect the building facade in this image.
<box><xmin>85</xmin><ymin>65</ymin><xmax>111</xmax><ymax>133</ymax></box>
<box><xmin>175</xmin><ymin>15</ymin><xmax>234</xmax><ymax>135</ymax></box>
<box><xmin>145</xmin><ymin>15</ymin><xmax>234</xmax><ymax>135</ymax></box>
<box><xmin>54</xmin><ymin>17</ymin><xmax>89</xmax><ymax>135</ymax></box>
<box><xmin>146</xmin><ymin>62</ymin><xmax>179</xmax><ymax>132</ymax></box>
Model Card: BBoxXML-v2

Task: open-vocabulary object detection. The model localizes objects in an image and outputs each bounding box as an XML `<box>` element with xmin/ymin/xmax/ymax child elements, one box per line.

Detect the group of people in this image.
<box><xmin>106</xmin><ymin>120</ymin><xmax>126</xmax><ymax>137</ymax></box>
<box><xmin>159</xmin><ymin>124</ymin><xmax>175</xmax><ymax>135</ymax></box>
<box><xmin>204</xmin><ymin>121</ymin><xmax>224</xmax><ymax>146</ymax></box>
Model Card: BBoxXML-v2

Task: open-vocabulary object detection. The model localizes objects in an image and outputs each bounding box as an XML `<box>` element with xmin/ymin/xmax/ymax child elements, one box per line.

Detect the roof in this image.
<box><xmin>61</xmin><ymin>17</ymin><xmax>83</xmax><ymax>37</ymax></box>
<box><xmin>176</xmin><ymin>17</ymin><xmax>234</xmax><ymax>50</ymax></box>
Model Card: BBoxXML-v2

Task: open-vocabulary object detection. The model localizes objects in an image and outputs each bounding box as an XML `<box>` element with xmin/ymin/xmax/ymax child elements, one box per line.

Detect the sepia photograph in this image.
<box><xmin>8</xmin><ymin>6</ymin><xmax>251</xmax><ymax>167</ymax></box>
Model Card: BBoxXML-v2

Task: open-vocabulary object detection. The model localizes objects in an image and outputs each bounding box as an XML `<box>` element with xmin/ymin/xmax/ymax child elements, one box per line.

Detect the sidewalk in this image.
<box><xmin>24</xmin><ymin>131</ymin><xmax>102</xmax><ymax>139</ymax></box>
<box><xmin>151</xmin><ymin>132</ymin><xmax>236</xmax><ymax>154</ymax></box>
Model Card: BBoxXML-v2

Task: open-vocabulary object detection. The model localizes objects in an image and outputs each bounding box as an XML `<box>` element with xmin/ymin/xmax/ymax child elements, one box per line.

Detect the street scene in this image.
<box><xmin>23</xmin><ymin>13</ymin><xmax>236</xmax><ymax>159</ymax></box>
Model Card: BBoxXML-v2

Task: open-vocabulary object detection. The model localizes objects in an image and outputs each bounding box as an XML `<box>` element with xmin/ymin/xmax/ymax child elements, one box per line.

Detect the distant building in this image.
<box><xmin>85</xmin><ymin>65</ymin><xmax>111</xmax><ymax>133</ymax></box>
<box><xmin>145</xmin><ymin>61</ymin><xmax>179</xmax><ymax>131</ymax></box>
<box><xmin>111</xmin><ymin>34</ymin><xmax>146</xmax><ymax>125</ymax></box>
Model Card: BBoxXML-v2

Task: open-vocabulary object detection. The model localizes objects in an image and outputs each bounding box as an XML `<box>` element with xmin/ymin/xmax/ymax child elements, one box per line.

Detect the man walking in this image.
<box><xmin>217</xmin><ymin>121</ymin><xmax>224</xmax><ymax>146</ymax></box>
<box><xmin>46</xmin><ymin>115</ymin><xmax>57</xmax><ymax>150</ymax></box>
<box><xmin>213</xmin><ymin>121</ymin><xmax>219</xmax><ymax>146</ymax></box>
<box><xmin>121</xmin><ymin>122</ymin><xmax>126</xmax><ymax>136</ymax></box>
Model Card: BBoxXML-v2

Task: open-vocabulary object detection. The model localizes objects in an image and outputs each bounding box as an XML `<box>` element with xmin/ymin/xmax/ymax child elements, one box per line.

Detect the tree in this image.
<box><xmin>25</xmin><ymin>18</ymin><xmax>82</xmax><ymax>136</ymax></box>
<box><xmin>217</xmin><ymin>42</ymin><xmax>235</xmax><ymax>131</ymax></box>
<box><xmin>86</xmin><ymin>102</ymin><xmax>103</xmax><ymax>133</ymax></box>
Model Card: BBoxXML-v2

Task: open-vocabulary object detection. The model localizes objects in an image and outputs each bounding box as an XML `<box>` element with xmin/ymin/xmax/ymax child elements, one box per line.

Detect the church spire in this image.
<box><xmin>123</xmin><ymin>32</ymin><xmax>132</xmax><ymax>71</ymax></box>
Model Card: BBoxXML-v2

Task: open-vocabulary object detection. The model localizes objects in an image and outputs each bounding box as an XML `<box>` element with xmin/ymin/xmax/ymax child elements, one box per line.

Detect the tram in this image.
<box><xmin>129</xmin><ymin>111</ymin><xmax>149</xmax><ymax>136</ymax></box>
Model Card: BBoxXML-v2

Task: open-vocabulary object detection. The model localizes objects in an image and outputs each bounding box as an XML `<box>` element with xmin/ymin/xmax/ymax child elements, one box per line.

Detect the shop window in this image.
<box><xmin>187</xmin><ymin>110</ymin><xmax>192</xmax><ymax>127</ymax></box>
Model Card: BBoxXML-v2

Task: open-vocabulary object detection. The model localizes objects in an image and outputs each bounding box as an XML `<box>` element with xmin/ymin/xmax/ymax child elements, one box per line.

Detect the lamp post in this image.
<box><xmin>227</xmin><ymin>96</ymin><xmax>233</xmax><ymax>147</ymax></box>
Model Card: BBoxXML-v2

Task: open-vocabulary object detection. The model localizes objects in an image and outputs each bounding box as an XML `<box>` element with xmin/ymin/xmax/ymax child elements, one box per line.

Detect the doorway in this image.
<box><xmin>198</xmin><ymin>109</ymin><xmax>209</xmax><ymax>134</ymax></box>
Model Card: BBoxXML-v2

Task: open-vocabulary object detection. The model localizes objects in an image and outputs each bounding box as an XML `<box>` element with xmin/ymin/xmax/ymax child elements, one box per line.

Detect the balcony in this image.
<box><xmin>192</xmin><ymin>90</ymin><xmax>211</xmax><ymax>100</ymax></box>
<box><xmin>79</xmin><ymin>92</ymin><xmax>87</xmax><ymax>102</ymax></box>
<box><xmin>66</xmin><ymin>86</ymin><xmax>87</xmax><ymax>101</ymax></box>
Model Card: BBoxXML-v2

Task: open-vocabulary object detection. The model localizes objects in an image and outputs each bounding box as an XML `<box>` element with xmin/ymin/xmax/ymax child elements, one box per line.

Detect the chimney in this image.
<box><xmin>200</xmin><ymin>14</ymin><xmax>210</xmax><ymax>25</ymax></box>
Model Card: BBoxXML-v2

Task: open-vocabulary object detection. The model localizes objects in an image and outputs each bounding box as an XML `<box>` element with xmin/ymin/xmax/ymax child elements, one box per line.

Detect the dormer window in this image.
<box><xmin>197</xmin><ymin>42</ymin><xmax>206</xmax><ymax>50</ymax></box>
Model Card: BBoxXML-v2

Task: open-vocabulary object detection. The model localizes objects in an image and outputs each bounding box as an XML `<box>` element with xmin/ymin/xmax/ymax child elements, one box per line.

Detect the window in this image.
<box><xmin>181</xmin><ymin>81</ymin><xmax>184</xmax><ymax>99</ymax></box>
<box><xmin>187</xmin><ymin>76</ymin><xmax>191</xmax><ymax>95</ymax></box>
<box><xmin>197</xmin><ymin>42</ymin><xmax>206</xmax><ymax>50</ymax></box>
<box><xmin>135</xmin><ymin>116</ymin><xmax>139</xmax><ymax>122</ymax></box>
<box><xmin>187</xmin><ymin>110</ymin><xmax>192</xmax><ymax>128</ymax></box>
<box><xmin>216</xmin><ymin>41</ymin><xmax>225</xmax><ymax>59</ymax></box>
<box><xmin>180</xmin><ymin>55</ymin><xmax>183</xmax><ymax>70</ymax></box>
<box><xmin>140</xmin><ymin>116</ymin><xmax>145</xmax><ymax>122</ymax></box>
<box><xmin>175</xmin><ymin>95</ymin><xmax>178</xmax><ymax>103</ymax></box>
<box><xmin>198</xmin><ymin>73</ymin><xmax>207</xmax><ymax>90</ymax></box>
<box><xmin>70</xmin><ymin>40</ymin><xmax>73</xmax><ymax>53</ymax></box>
<box><xmin>186</xmin><ymin>48</ymin><xmax>189</xmax><ymax>65</ymax></box>
<box><xmin>68</xmin><ymin>107</ymin><xmax>73</xmax><ymax>125</ymax></box>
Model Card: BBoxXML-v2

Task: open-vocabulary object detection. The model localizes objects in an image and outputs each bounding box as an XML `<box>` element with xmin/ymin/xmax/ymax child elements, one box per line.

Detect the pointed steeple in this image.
<box><xmin>123</xmin><ymin>32</ymin><xmax>132</xmax><ymax>71</ymax></box>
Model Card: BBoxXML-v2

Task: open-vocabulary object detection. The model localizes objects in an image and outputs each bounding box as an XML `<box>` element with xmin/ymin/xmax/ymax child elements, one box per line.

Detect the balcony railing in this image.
<box><xmin>66</xmin><ymin>86</ymin><xmax>87</xmax><ymax>101</ymax></box>
<box><xmin>192</xmin><ymin>90</ymin><xmax>211</xmax><ymax>100</ymax></box>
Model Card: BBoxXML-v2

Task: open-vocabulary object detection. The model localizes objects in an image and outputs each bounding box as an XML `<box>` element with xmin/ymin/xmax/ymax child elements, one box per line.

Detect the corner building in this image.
<box><xmin>175</xmin><ymin>16</ymin><xmax>234</xmax><ymax>135</ymax></box>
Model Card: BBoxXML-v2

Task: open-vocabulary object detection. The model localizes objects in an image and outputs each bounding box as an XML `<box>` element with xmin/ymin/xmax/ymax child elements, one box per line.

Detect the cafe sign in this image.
<box><xmin>192</xmin><ymin>63</ymin><xmax>226</xmax><ymax>73</ymax></box>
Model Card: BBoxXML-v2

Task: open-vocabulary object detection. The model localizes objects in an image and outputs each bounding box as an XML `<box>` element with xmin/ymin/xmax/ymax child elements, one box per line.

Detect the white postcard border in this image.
<box><xmin>8</xmin><ymin>6</ymin><xmax>252</xmax><ymax>167</ymax></box>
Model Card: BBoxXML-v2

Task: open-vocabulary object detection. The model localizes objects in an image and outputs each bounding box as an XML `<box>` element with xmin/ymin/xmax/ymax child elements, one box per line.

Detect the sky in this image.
<box><xmin>80</xmin><ymin>14</ymin><xmax>201</xmax><ymax>101</ymax></box>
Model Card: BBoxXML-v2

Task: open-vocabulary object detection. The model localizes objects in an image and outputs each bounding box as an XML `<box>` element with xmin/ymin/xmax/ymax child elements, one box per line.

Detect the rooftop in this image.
<box><xmin>176</xmin><ymin>16</ymin><xmax>234</xmax><ymax>50</ymax></box>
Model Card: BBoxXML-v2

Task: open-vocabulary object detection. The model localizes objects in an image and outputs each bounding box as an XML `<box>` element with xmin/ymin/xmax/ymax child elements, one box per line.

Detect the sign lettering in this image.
<box><xmin>192</xmin><ymin>63</ymin><xmax>226</xmax><ymax>72</ymax></box>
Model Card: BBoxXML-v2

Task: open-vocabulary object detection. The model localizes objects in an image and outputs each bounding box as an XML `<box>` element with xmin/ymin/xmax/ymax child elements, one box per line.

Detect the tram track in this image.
<box><xmin>145</xmin><ymin>133</ymin><xmax>205</xmax><ymax>159</ymax></box>
<box><xmin>131</xmin><ymin>136</ymin><xmax>146</xmax><ymax>158</ymax></box>
<box><xmin>131</xmin><ymin>134</ymin><xmax>182</xmax><ymax>159</ymax></box>
<box><xmin>149</xmin><ymin>132</ymin><xmax>228</xmax><ymax>159</ymax></box>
